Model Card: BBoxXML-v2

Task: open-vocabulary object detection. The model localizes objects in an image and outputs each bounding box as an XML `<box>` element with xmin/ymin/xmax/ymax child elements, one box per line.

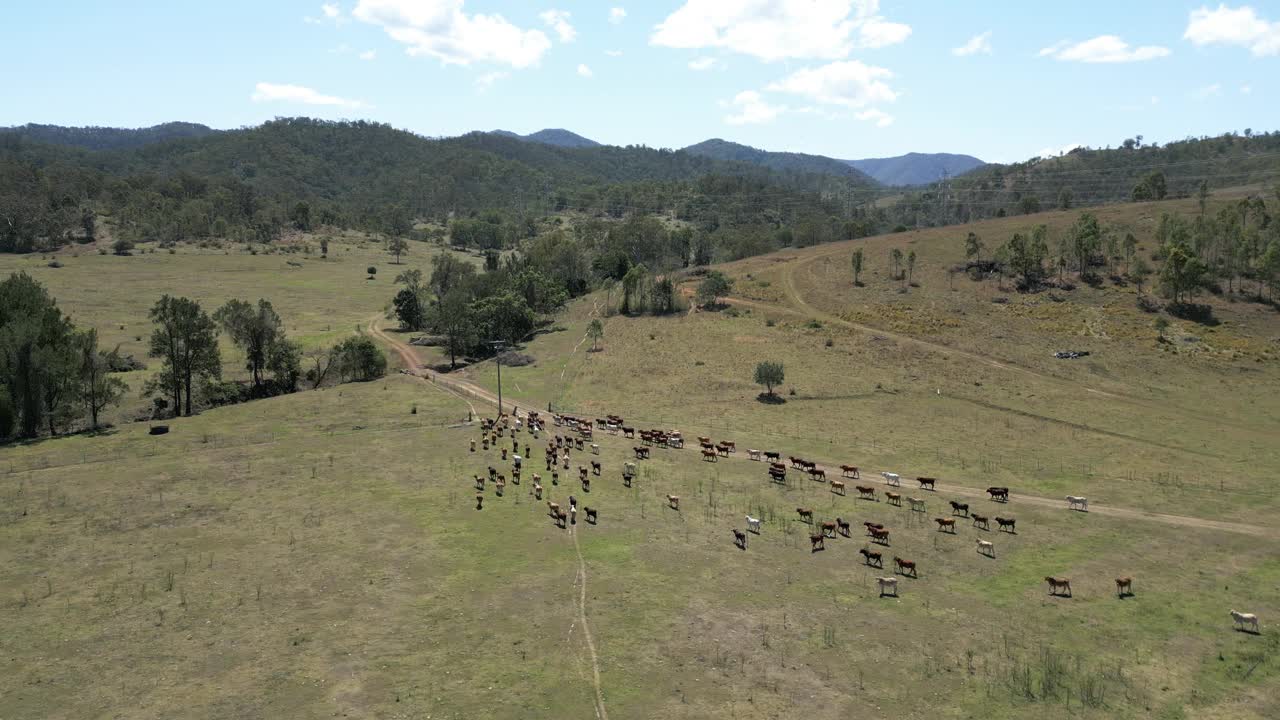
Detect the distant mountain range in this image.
<box><xmin>845</xmin><ymin>152</ymin><xmax>986</xmax><ymax>186</ymax></box>
<box><xmin>682</xmin><ymin>139</ymin><xmax>876</xmax><ymax>183</ymax></box>
<box><xmin>10</xmin><ymin>121</ymin><xmax>982</xmax><ymax>188</ymax></box>
<box><xmin>490</xmin><ymin>128</ymin><xmax>601</xmax><ymax>148</ymax></box>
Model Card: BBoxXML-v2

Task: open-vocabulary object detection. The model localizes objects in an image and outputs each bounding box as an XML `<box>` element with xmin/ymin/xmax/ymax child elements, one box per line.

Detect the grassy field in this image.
<box><xmin>0</xmin><ymin>233</ymin><xmax>469</xmax><ymax>423</ymax></box>
<box><xmin>3</xmin><ymin>194</ymin><xmax>1279</xmax><ymax>718</ymax></box>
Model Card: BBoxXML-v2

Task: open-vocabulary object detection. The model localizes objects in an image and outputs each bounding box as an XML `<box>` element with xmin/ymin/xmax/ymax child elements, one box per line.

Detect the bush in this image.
<box><xmin>333</xmin><ymin>336</ymin><xmax>387</xmax><ymax>381</ymax></box>
<box><xmin>112</xmin><ymin>238</ymin><xmax>134</xmax><ymax>256</ymax></box>
<box><xmin>1136</xmin><ymin>294</ymin><xmax>1161</xmax><ymax>313</ymax></box>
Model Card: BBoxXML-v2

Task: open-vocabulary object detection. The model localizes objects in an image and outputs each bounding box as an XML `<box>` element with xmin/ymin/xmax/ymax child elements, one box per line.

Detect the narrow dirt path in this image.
<box><xmin>368</xmin><ymin>319</ymin><xmax>1276</xmax><ymax>540</ymax></box>
<box><xmin>571</xmin><ymin>524</ymin><xmax>609</xmax><ymax>720</ymax></box>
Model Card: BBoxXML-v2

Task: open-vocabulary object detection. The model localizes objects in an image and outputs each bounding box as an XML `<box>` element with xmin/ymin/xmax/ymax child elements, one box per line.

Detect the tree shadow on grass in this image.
<box><xmin>756</xmin><ymin>393</ymin><xmax>786</xmax><ymax>405</ymax></box>
<box><xmin>1166</xmin><ymin>302</ymin><xmax>1219</xmax><ymax>326</ymax></box>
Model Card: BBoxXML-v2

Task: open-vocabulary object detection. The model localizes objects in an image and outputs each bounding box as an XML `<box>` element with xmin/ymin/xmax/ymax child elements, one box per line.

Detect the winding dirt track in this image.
<box><xmin>368</xmin><ymin>316</ymin><xmax>1275</xmax><ymax>539</ymax></box>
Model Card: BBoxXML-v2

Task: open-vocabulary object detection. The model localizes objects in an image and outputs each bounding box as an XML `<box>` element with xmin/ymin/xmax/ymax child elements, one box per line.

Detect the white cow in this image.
<box><xmin>881</xmin><ymin>471</ymin><xmax>902</xmax><ymax>487</ymax></box>
<box><xmin>1231</xmin><ymin>610</ymin><xmax>1260</xmax><ymax>633</ymax></box>
<box><xmin>745</xmin><ymin>515</ymin><xmax>762</xmax><ymax>534</ymax></box>
<box><xmin>976</xmin><ymin>539</ymin><xmax>995</xmax><ymax>557</ymax></box>
<box><xmin>1066</xmin><ymin>495</ymin><xmax>1089</xmax><ymax>511</ymax></box>
<box><xmin>877</xmin><ymin>577</ymin><xmax>899</xmax><ymax>597</ymax></box>
<box><xmin>748</xmin><ymin>449</ymin><xmax>762</xmax><ymax>461</ymax></box>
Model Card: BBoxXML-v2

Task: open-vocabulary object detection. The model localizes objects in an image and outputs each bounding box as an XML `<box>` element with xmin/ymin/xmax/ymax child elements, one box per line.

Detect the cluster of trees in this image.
<box><xmin>0</xmin><ymin>273</ymin><xmax>390</xmax><ymax>442</ymax></box>
<box><xmin>963</xmin><ymin>196</ymin><xmax>1280</xmax><ymax>305</ymax></box>
<box><xmin>392</xmin><ymin>254</ymin><xmax>551</xmax><ymax>368</ymax></box>
<box><xmin>0</xmin><ymin>273</ymin><xmax>129</xmax><ymax>439</ymax></box>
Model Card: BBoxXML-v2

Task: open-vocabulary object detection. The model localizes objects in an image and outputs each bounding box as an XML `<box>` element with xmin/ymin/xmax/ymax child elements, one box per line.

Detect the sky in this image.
<box><xmin>1</xmin><ymin>1</ymin><xmax>1277</xmax><ymax>163</ymax></box>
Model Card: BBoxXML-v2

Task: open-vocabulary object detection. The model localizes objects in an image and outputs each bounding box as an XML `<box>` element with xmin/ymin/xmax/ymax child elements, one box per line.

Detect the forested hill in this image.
<box><xmin>489</xmin><ymin>128</ymin><xmax>602</xmax><ymax>148</ymax></box>
<box><xmin>683</xmin><ymin>139</ymin><xmax>877</xmax><ymax>185</ymax></box>
<box><xmin>0</xmin><ymin>117</ymin><xmax>888</xmax><ymax>253</ymax></box>
<box><xmin>1</xmin><ymin>122</ymin><xmax>219</xmax><ymax>151</ymax></box>
<box><xmin>891</xmin><ymin>130</ymin><xmax>1280</xmax><ymax>227</ymax></box>
<box><xmin>847</xmin><ymin>152</ymin><xmax>985</xmax><ymax>186</ymax></box>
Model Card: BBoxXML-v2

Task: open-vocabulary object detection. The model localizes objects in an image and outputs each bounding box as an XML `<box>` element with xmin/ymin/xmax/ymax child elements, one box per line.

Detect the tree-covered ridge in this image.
<box><xmin>1</xmin><ymin>122</ymin><xmax>219</xmax><ymax>151</ymax></box>
<box><xmin>683</xmin><ymin>138</ymin><xmax>878</xmax><ymax>185</ymax></box>
<box><xmin>0</xmin><ymin>117</ymin><xmax>882</xmax><ymax>253</ymax></box>
<box><xmin>895</xmin><ymin>130</ymin><xmax>1280</xmax><ymax>227</ymax></box>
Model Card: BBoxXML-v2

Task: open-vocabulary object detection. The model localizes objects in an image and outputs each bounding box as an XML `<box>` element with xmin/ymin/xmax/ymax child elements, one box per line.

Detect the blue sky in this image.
<box><xmin>1</xmin><ymin>1</ymin><xmax>1276</xmax><ymax>162</ymax></box>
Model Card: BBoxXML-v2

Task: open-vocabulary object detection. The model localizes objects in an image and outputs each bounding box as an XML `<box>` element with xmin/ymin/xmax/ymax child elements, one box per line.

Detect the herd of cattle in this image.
<box><xmin>464</xmin><ymin>410</ymin><xmax>1262</xmax><ymax>631</ymax></box>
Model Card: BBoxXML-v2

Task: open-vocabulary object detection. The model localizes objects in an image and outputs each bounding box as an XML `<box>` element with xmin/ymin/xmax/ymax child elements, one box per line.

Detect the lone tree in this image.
<box><xmin>586</xmin><ymin>318</ymin><xmax>604</xmax><ymax>351</ymax></box>
<box><xmin>1154</xmin><ymin>316</ymin><xmax>1170</xmax><ymax>341</ymax></box>
<box><xmin>388</xmin><ymin>236</ymin><xmax>409</xmax><ymax>264</ymax></box>
<box><xmin>320</xmin><ymin>237</ymin><xmax>329</xmax><ymax>258</ymax></box>
<box><xmin>889</xmin><ymin>248</ymin><xmax>904</xmax><ymax>280</ymax></box>
<box><xmin>78</xmin><ymin>328</ymin><xmax>128</xmax><ymax>431</ymax></box>
<box><xmin>213</xmin><ymin>299</ymin><xmax>283</xmax><ymax>389</ymax></box>
<box><xmin>964</xmin><ymin>232</ymin><xmax>984</xmax><ymax>264</ymax></box>
<box><xmin>754</xmin><ymin>361</ymin><xmax>785</xmax><ymax>398</ymax></box>
<box><xmin>367</xmin><ymin>266</ymin><xmax>377</xmax><ymax>280</ymax></box>
<box><xmin>148</xmin><ymin>295</ymin><xmax>221</xmax><ymax>417</ymax></box>
<box><xmin>1130</xmin><ymin>256</ymin><xmax>1152</xmax><ymax>295</ymax></box>
<box><xmin>696</xmin><ymin>270</ymin><xmax>733</xmax><ymax>308</ymax></box>
<box><xmin>907</xmin><ymin>250</ymin><xmax>917</xmax><ymax>284</ymax></box>
<box><xmin>851</xmin><ymin>249</ymin><xmax>864</xmax><ymax>285</ymax></box>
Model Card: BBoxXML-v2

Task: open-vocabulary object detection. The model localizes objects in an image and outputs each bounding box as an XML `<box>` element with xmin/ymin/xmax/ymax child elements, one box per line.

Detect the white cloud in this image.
<box><xmin>610</xmin><ymin>7</ymin><xmax>627</xmax><ymax>25</ymax></box>
<box><xmin>1194</xmin><ymin>82</ymin><xmax>1222</xmax><ymax>99</ymax></box>
<box><xmin>651</xmin><ymin>0</ymin><xmax>910</xmax><ymax>62</ymax></box>
<box><xmin>1039</xmin><ymin>35</ymin><xmax>1170</xmax><ymax>63</ymax></box>
<box><xmin>577</xmin><ymin>63</ymin><xmax>593</xmax><ymax>78</ymax></box>
<box><xmin>1241</xmin><ymin>84</ymin><xmax>1252</xmax><ymax>94</ymax></box>
<box><xmin>1034</xmin><ymin>143</ymin><xmax>1082</xmax><ymax>159</ymax></box>
<box><xmin>688</xmin><ymin>56</ymin><xmax>719</xmax><ymax>70</ymax></box>
<box><xmin>251</xmin><ymin>82</ymin><xmax>368</xmax><ymax>109</ymax></box>
<box><xmin>306</xmin><ymin>3</ymin><xmax>349</xmax><ymax>25</ymax></box>
<box><xmin>475</xmin><ymin>71</ymin><xmax>507</xmax><ymax>91</ymax></box>
<box><xmin>353</xmin><ymin>0</ymin><xmax>551</xmax><ymax>68</ymax></box>
<box><xmin>855</xmin><ymin>108</ymin><xmax>893</xmax><ymax>127</ymax></box>
<box><xmin>605</xmin><ymin>49</ymin><xmax>623</xmax><ymax>57</ymax></box>
<box><xmin>765</xmin><ymin>60</ymin><xmax>897</xmax><ymax>108</ymax></box>
<box><xmin>723</xmin><ymin>90</ymin><xmax>786</xmax><ymax>125</ymax></box>
<box><xmin>952</xmin><ymin>31</ymin><xmax>992</xmax><ymax>56</ymax></box>
<box><xmin>1184</xmin><ymin>5</ymin><xmax>1280</xmax><ymax>56</ymax></box>
<box><xmin>359</xmin><ymin>49</ymin><xmax>376</xmax><ymax>60</ymax></box>
<box><xmin>540</xmin><ymin>9</ymin><xmax>577</xmax><ymax>43</ymax></box>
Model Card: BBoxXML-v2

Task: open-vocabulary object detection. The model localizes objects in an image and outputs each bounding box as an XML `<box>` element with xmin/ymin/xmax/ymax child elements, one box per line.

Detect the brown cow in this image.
<box><xmin>634</xmin><ymin>446</ymin><xmax>650</xmax><ymax>459</ymax></box>
<box><xmin>869</xmin><ymin>527</ymin><xmax>890</xmax><ymax>545</ymax></box>
<box><xmin>722</xmin><ymin>440</ymin><xmax>736</xmax><ymax>454</ymax></box>
<box><xmin>810</xmin><ymin>467</ymin><xmax>827</xmax><ymax>481</ymax></box>
<box><xmin>821</xmin><ymin>521</ymin><xmax>837</xmax><ymax>538</ymax></box>
<box><xmin>886</xmin><ymin>491</ymin><xmax>902</xmax><ymax>506</ymax></box>
<box><xmin>950</xmin><ymin>500</ymin><xmax>970</xmax><ymax>517</ymax></box>
<box><xmin>935</xmin><ymin>517</ymin><xmax>957</xmax><ymax>533</ymax></box>
<box><xmin>917</xmin><ymin>477</ymin><xmax>937</xmax><ymax>491</ymax></box>
<box><xmin>856</xmin><ymin>485</ymin><xmax>877</xmax><ymax>501</ymax></box>
<box><xmin>972</xmin><ymin>513</ymin><xmax>990</xmax><ymax>530</ymax></box>
<box><xmin>733</xmin><ymin>529</ymin><xmax>747</xmax><ymax>549</ymax></box>
<box><xmin>702</xmin><ymin>448</ymin><xmax>718</xmax><ymax>462</ymax></box>
<box><xmin>796</xmin><ymin>507</ymin><xmax>814</xmax><ymax>523</ymax></box>
<box><xmin>591</xmin><ymin>460</ymin><xmax>602</xmax><ymax>476</ymax></box>
<box><xmin>996</xmin><ymin>516</ymin><xmax>1016</xmax><ymax>533</ymax></box>
<box><xmin>836</xmin><ymin>518</ymin><xmax>852</xmax><ymax>537</ymax></box>
<box><xmin>667</xmin><ymin>494</ymin><xmax>680</xmax><ymax>510</ymax></box>
<box><xmin>764</xmin><ymin>451</ymin><xmax>781</xmax><ymax>462</ymax></box>
<box><xmin>715</xmin><ymin>443</ymin><xmax>730</xmax><ymax>458</ymax></box>
<box><xmin>1045</xmin><ymin>577</ymin><xmax>1072</xmax><ymax>597</ymax></box>
<box><xmin>809</xmin><ymin>533</ymin><xmax>825</xmax><ymax>552</ymax></box>
<box><xmin>584</xmin><ymin>507</ymin><xmax>598</xmax><ymax>525</ymax></box>
<box><xmin>1115</xmin><ymin>577</ymin><xmax>1134</xmax><ymax>597</ymax></box>
<box><xmin>987</xmin><ymin>486</ymin><xmax>1009</xmax><ymax>502</ymax></box>
<box><xmin>830</xmin><ymin>479</ymin><xmax>846</xmax><ymax>495</ymax></box>
<box><xmin>859</xmin><ymin>547</ymin><xmax>883</xmax><ymax>567</ymax></box>
<box><xmin>894</xmin><ymin>557</ymin><xmax>918</xmax><ymax>578</ymax></box>
<box><xmin>839</xmin><ymin>464</ymin><xmax>860</xmax><ymax>478</ymax></box>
